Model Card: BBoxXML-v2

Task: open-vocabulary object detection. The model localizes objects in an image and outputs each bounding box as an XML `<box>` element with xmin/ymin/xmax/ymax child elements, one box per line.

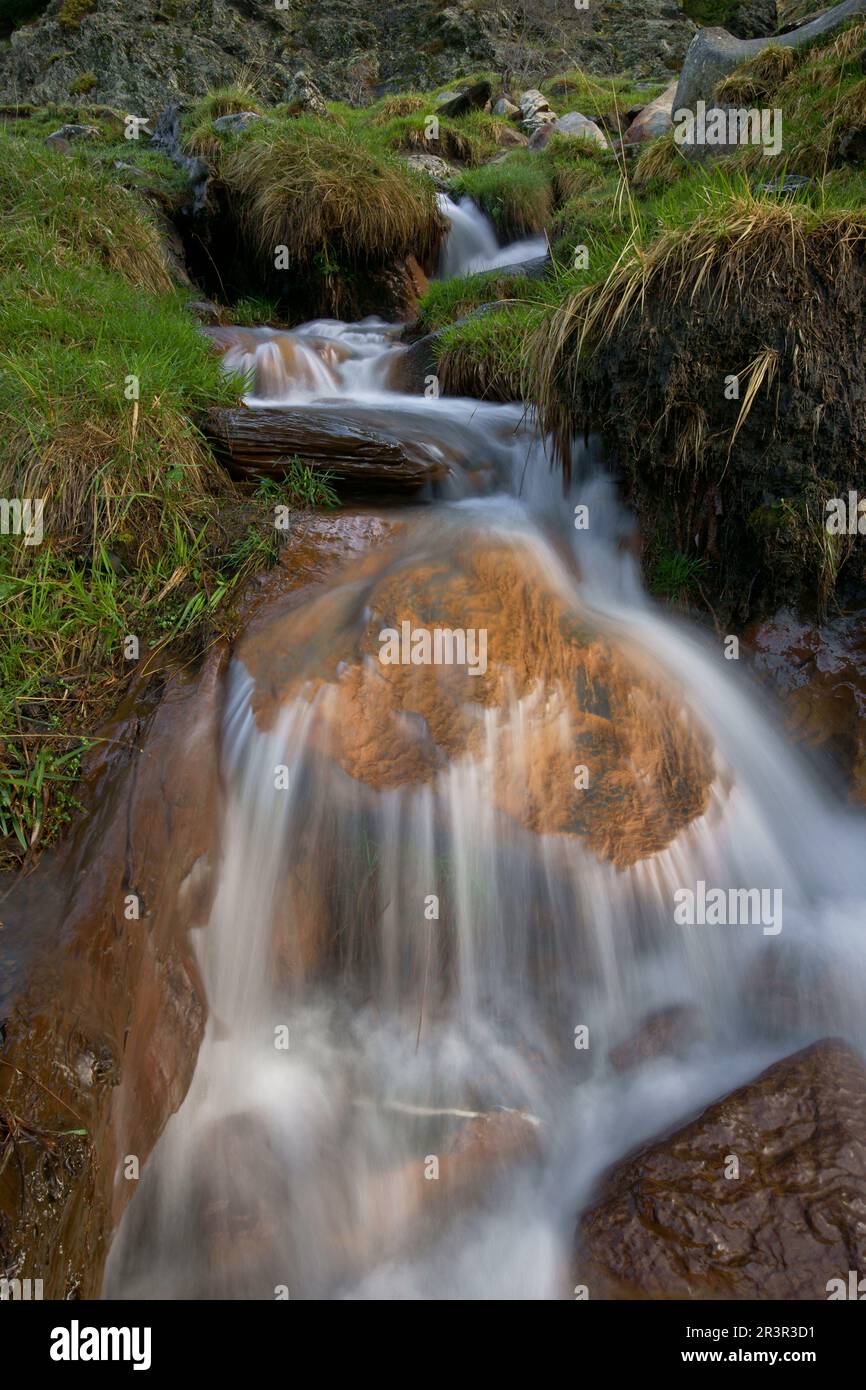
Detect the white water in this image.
<box><xmin>105</xmin><ymin>210</ymin><xmax>866</xmax><ymax>1301</ymax></box>
<box><xmin>436</xmin><ymin>194</ymin><xmax>547</xmax><ymax>278</ymax></box>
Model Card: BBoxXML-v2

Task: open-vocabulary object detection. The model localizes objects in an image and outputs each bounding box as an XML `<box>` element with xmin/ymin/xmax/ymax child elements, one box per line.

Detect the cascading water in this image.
<box><xmin>436</xmin><ymin>194</ymin><xmax>547</xmax><ymax>278</ymax></box>
<box><xmin>104</xmin><ymin>215</ymin><xmax>866</xmax><ymax>1301</ymax></box>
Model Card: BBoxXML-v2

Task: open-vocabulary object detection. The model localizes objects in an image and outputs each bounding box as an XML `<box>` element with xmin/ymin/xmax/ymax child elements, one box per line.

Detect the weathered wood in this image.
<box><xmin>200</xmin><ymin>406</ymin><xmax>450</xmax><ymax>489</ymax></box>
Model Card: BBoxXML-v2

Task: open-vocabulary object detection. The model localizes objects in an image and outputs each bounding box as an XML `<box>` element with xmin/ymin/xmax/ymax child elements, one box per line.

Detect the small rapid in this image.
<box><xmin>104</xmin><ymin>203</ymin><xmax>866</xmax><ymax>1301</ymax></box>
<box><xmin>436</xmin><ymin>194</ymin><xmax>547</xmax><ymax>278</ymax></box>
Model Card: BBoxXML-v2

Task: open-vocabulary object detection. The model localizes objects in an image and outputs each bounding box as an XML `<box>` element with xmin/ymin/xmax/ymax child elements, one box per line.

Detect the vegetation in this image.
<box><xmin>4</xmin><ymin>15</ymin><xmax>866</xmax><ymax>856</ymax></box>
<box><xmin>0</xmin><ymin>128</ymin><xmax>321</xmax><ymax>867</ymax></box>
<box><xmin>58</xmin><ymin>0</ymin><xmax>96</xmax><ymax>30</ymax></box>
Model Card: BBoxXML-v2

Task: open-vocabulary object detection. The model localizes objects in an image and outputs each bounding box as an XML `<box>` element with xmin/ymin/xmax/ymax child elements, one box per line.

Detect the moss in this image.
<box><xmin>68</xmin><ymin>71</ymin><xmax>97</xmax><ymax>95</ymax></box>
<box><xmin>58</xmin><ymin>0</ymin><xmax>96</xmax><ymax>30</ymax></box>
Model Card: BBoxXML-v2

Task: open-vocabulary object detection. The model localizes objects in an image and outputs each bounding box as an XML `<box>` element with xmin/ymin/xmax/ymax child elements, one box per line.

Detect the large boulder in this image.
<box><xmin>674</xmin><ymin>0</ymin><xmax>866</xmax><ymax>116</ymax></box>
<box><xmin>623</xmin><ymin>82</ymin><xmax>678</xmax><ymax>145</ymax></box>
<box><xmin>528</xmin><ymin>111</ymin><xmax>609</xmax><ymax>152</ymax></box>
<box><xmin>435</xmin><ymin>80</ymin><xmax>491</xmax><ymax>118</ymax></box>
<box><xmin>237</xmin><ymin>522</ymin><xmax>715</xmax><ymax>869</ymax></box>
<box><xmin>575</xmin><ymin>1040</ymin><xmax>866</xmax><ymax>1299</ymax></box>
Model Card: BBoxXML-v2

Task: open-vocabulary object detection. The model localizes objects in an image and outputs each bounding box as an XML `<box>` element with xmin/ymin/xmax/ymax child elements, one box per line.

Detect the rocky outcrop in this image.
<box><xmin>674</xmin><ymin>0</ymin><xmax>866</xmax><ymax>117</ymax></box>
<box><xmin>281</xmin><ymin>68</ymin><xmax>327</xmax><ymax>117</ymax></box>
<box><xmin>576</xmin><ymin>1040</ymin><xmax>866</xmax><ymax>1299</ymax></box>
<box><xmin>0</xmin><ymin>0</ymin><xmax>697</xmax><ymax>111</ymax></box>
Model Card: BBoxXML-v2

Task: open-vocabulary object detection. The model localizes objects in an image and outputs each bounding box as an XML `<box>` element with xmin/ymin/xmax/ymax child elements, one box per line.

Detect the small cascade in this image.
<box><xmin>104</xmin><ymin>219</ymin><xmax>866</xmax><ymax>1303</ymax></box>
<box><xmin>436</xmin><ymin>194</ymin><xmax>547</xmax><ymax>278</ymax></box>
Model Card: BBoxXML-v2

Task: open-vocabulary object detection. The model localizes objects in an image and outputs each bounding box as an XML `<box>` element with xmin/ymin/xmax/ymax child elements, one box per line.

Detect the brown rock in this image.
<box><xmin>623</xmin><ymin>82</ymin><xmax>677</xmax><ymax>145</ymax></box>
<box><xmin>200</xmin><ymin>405</ymin><xmax>451</xmax><ymax>490</ymax></box>
<box><xmin>238</xmin><ymin>524</ymin><xmax>715</xmax><ymax>868</ymax></box>
<box><xmin>608</xmin><ymin>1004</ymin><xmax>702</xmax><ymax>1073</ymax></box>
<box><xmin>576</xmin><ymin>1040</ymin><xmax>866</xmax><ymax>1300</ymax></box>
<box><xmin>0</xmin><ymin>652</ymin><xmax>225</xmax><ymax>1296</ymax></box>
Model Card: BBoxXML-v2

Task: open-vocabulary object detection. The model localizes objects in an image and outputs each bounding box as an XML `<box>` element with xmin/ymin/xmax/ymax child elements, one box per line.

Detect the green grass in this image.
<box><xmin>450</xmin><ymin>151</ymin><xmax>553</xmax><ymax>238</ymax></box>
<box><xmin>0</xmin><ymin>131</ymin><xmax>289</xmax><ymax>867</ymax></box>
<box><xmin>541</xmin><ymin>71</ymin><xmax>666</xmax><ymax>117</ymax></box>
<box><xmin>649</xmin><ymin>548</ymin><xmax>710</xmax><ymax>604</ymax></box>
<box><xmin>435</xmin><ymin>300</ymin><xmax>545</xmax><ymax>401</ymax></box>
<box><xmin>196</xmin><ymin>111</ymin><xmax>444</xmax><ymax>275</ymax></box>
<box><xmin>419</xmin><ymin>267</ymin><xmax>547</xmax><ymax>333</ymax></box>
<box><xmin>253</xmin><ymin>462</ymin><xmax>340</xmax><ymax>510</ymax></box>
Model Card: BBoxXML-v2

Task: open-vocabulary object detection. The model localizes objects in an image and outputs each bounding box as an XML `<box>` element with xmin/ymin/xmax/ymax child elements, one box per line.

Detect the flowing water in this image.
<box><xmin>105</xmin><ymin>201</ymin><xmax>866</xmax><ymax>1300</ymax></box>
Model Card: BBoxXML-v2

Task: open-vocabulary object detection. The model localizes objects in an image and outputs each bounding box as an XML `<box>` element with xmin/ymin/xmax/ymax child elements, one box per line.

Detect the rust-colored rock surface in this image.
<box><xmin>0</xmin><ymin>652</ymin><xmax>226</xmax><ymax>1297</ymax></box>
<box><xmin>748</xmin><ymin>608</ymin><xmax>866</xmax><ymax>805</ymax></box>
<box><xmin>575</xmin><ymin>1039</ymin><xmax>866</xmax><ymax>1300</ymax></box>
<box><xmin>239</xmin><ymin>522</ymin><xmax>715</xmax><ymax>867</ymax></box>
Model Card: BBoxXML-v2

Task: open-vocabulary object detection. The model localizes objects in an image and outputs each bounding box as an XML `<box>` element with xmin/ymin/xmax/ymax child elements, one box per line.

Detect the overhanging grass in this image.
<box><xmin>211</xmin><ymin>114</ymin><xmax>445</xmax><ymax>270</ymax></box>
<box><xmin>450</xmin><ymin>151</ymin><xmax>553</xmax><ymax>238</ymax></box>
<box><xmin>436</xmin><ymin>300</ymin><xmax>547</xmax><ymax>401</ymax></box>
<box><xmin>419</xmin><ymin>267</ymin><xmax>548</xmax><ymax>332</ymax></box>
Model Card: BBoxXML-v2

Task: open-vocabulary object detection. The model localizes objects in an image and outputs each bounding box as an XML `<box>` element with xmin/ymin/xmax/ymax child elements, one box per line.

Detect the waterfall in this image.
<box><xmin>105</xmin><ymin>283</ymin><xmax>866</xmax><ymax>1302</ymax></box>
<box><xmin>436</xmin><ymin>194</ymin><xmax>547</xmax><ymax>278</ymax></box>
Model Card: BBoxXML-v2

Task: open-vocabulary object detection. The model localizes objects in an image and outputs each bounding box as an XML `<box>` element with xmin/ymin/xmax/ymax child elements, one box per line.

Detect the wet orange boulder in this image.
<box><xmin>0</xmin><ymin>652</ymin><xmax>225</xmax><ymax>1297</ymax></box>
<box><xmin>574</xmin><ymin>1040</ymin><xmax>866</xmax><ymax>1300</ymax></box>
<box><xmin>239</xmin><ymin>520</ymin><xmax>714</xmax><ymax>867</ymax></box>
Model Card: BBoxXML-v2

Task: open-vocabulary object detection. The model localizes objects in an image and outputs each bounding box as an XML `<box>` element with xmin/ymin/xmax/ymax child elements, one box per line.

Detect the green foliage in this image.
<box><xmin>450</xmin><ymin>151</ymin><xmax>553</xmax><ymax>238</ymax></box>
<box><xmin>58</xmin><ymin>0</ymin><xmax>96</xmax><ymax>29</ymax></box>
<box><xmin>254</xmin><ymin>461</ymin><xmax>340</xmax><ymax>510</ymax></box>
<box><xmin>68</xmin><ymin>71</ymin><xmax>97</xmax><ymax>95</ymax></box>
<box><xmin>649</xmin><ymin>548</ymin><xmax>710</xmax><ymax>603</ymax></box>
<box><xmin>0</xmin><ymin>129</ymin><xmax>278</xmax><ymax>866</ymax></box>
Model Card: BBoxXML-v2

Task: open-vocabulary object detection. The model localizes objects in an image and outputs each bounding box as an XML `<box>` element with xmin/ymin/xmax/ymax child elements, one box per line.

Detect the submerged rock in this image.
<box><xmin>238</xmin><ymin>522</ymin><xmax>715</xmax><ymax>868</ymax></box>
<box><xmin>575</xmin><ymin>1039</ymin><xmax>866</xmax><ymax>1299</ymax></box>
<box><xmin>608</xmin><ymin>1004</ymin><xmax>702</xmax><ymax>1072</ymax></box>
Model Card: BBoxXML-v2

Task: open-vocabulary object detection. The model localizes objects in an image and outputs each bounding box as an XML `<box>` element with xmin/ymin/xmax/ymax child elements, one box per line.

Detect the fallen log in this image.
<box><xmin>200</xmin><ymin>405</ymin><xmax>451</xmax><ymax>490</ymax></box>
